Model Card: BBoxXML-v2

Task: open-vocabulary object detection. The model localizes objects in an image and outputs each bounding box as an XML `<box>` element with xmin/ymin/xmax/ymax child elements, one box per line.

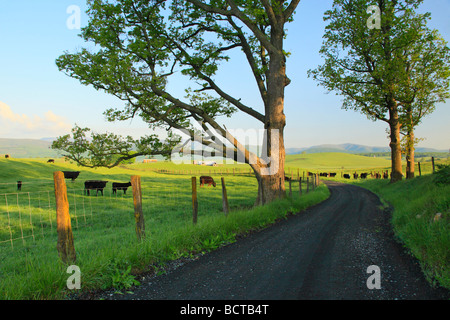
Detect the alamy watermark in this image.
<box><xmin>367</xmin><ymin>5</ymin><xmax>381</xmax><ymax>30</ymax></box>
<box><xmin>366</xmin><ymin>265</ymin><xmax>381</xmax><ymax>289</ymax></box>
<box><xmin>170</xmin><ymin>127</ymin><xmax>280</xmax><ymax>176</ymax></box>
<box><xmin>66</xmin><ymin>5</ymin><xmax>81</xmax><ymax>30</ymax></box>
<box><xmin>66</xmin><ymin>265</ymin><xmax>81</xmax><ymax>290</ymax></box>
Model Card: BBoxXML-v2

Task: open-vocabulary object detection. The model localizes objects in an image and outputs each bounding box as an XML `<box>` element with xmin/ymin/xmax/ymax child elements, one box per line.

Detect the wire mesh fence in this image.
<box><xmin>0</xmin><ymin>174</ymin><xmax>260</xmax><ymax>252</ymax></box>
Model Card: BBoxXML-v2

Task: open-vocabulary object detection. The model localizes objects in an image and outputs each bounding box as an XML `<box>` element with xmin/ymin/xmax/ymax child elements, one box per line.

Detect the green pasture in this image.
<box><xmin>0</xmin><ymin>153</ymin><xmax>447</xmax><ymax>299</ymax></box>
<box><xmin>0</xmin><ymin>157</ymin><xmax>328</xmax><ymax>299</ymax></box>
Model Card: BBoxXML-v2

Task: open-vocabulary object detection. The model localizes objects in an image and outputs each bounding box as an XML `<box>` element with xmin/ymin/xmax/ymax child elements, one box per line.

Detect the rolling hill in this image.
<box><xmin>285</xmin><ymin>152</ymin><xmax>391</xmax><ymax>170</ymax></box>
<box><xmin>0</xmin><ymin>137</ymin><xmax>447</xmax><ymax>159</ymax></box>
<box><xmin>0</xmin><ymin>138</ymin><xmax>59</xmax><ymax>158</ymax></box>
<box><xmin>286</xmin><ymin>143</ymin><xmax>447</xmax><ymax>154</ymax></box>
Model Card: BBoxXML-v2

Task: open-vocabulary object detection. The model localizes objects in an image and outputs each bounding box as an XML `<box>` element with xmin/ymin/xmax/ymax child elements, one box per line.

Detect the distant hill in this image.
<box><xmin>286</xmin><ymin>143</ymin><xmax>447</xmax><ymax>155</ymax></box>
<box><xmin>0</xmin><ymin>138</ymin><xmax>447</xmax><ymax>159</ymax></box>
<box><xmin>0</xmin><ymin>138</ymin><xmax>59</xmax><ymax>158</ymax></box>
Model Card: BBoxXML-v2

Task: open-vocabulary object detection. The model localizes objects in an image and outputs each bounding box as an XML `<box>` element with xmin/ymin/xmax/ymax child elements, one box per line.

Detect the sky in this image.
<box><xmin>0</xmin><ymin>0</ymin><xmax>449</xmax><ymax>150</ymax></box>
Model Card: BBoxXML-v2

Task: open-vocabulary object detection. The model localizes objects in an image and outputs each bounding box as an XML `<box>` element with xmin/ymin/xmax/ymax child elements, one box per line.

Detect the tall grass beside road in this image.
<box><xmin>351</xmin><ymin>166</ymin><xmax>450</xmax><ymax>290</ymax></box>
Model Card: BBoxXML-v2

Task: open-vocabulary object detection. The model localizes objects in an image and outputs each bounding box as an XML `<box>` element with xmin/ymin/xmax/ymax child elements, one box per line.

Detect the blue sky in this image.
<box><xmin>0</xmin><ymin>0</ymin><xmax>449</xmax><ymax>150</ymax></box>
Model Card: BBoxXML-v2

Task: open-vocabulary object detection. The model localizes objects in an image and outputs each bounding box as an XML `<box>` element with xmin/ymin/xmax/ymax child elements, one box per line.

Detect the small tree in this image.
<box><xmin>308</xmin><ymin>0</ymin><xmax>449</xmax><ymax>182</ymax></box>
<box><xmin>53</xmin><ymin>0</ymin><xmax>301</xmax><ymax>205</ymax></box>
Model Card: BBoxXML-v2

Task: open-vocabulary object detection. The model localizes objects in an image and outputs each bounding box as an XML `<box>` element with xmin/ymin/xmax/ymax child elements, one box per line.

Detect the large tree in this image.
<box><xmin>307</xmin><ymin>0</ymin><xmax>448</xmax><ymax>182</ymax></box>
<box><xmin>396</xmin><ymin>28</ymin><xmax>450</xmax><ymax>178</ymax></box>
<box><xmin>53</xmin><ymin>0</ymin><xmax>300</xmax><ymax>205</ymax></box>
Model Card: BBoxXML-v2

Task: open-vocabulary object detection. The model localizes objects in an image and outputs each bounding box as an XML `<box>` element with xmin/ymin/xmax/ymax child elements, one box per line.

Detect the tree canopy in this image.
<box><xmin>53</xmin><ymin>0</ymin><xmax>301</xmax><ymax>204</ymax></box>
<box><xmin>308</xmin><ymin>0</ymin><xmax>450</xmax><ymax>182</ymax></box>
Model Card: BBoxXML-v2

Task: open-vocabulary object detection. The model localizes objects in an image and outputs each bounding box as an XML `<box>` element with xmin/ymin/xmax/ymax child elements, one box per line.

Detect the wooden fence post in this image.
<box><xmin>54</xmin><ymin>171</ymin><xmax>76</xmax><ymax>264</ymax></box>
<box><xmin>306</xmin><ymin>177</ymin><xmax>309</xmax><ymax>193</ymax></box>
<box><xmin>289</xmin><ymin>179</ymin><xmax>292</xmax><ymax>197</ymax></box>
<box><xmin>192</xmin><ymin>177</ymin><xmax>198</xmax><ymax>224</ymax></box>
<box><xmin>418</xmin><ymin>162</ymin><xmax>421</xmax><ymax>176</ymax></box>
<box><xmin>221</xmin><ymin>177</ymin><xmax>229</xmax><ymax>216</ymax></box>
<box><xmin>131</xmin><ymin>175</ymin><xmax>145</xmax><ymax>241</ymax></box>
<box><xmin>432</xmin><ymin>157</ymin><xmax>435</xmax><ymax>173</ymax></box>
<box><xmin>299</xmin><ymin>178</ymin><xmax>302</xmax><ymax>196</ymax></box>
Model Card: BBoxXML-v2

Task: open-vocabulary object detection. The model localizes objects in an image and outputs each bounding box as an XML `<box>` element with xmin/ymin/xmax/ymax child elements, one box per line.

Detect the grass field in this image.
<box><xmin>0</xmin><ymin>153</ymin><xmax>448</xmax><ymax>298</ymax></box>
<box><xmin>0</xmin><ymin>157</ymin><xmax>329</xmax><ymax>299</ymax></box>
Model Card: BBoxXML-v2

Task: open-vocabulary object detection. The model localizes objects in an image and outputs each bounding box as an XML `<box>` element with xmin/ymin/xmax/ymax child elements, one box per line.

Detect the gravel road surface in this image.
<box><xmin>96</xmin><ymin>181</ymin><xmax>448</xmax><ymax>301</ymax></box>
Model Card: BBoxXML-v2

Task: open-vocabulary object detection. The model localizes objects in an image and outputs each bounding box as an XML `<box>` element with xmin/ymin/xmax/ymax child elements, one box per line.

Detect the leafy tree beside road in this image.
<box><xmin>308</xmin><ymin>0</ymin><xmax>450</xmax><ymax>182</ymax></box>
<box><xmin>53</xmin><ymin>0</ymin><xmax>301</xmax><ymax>205</ymax></box>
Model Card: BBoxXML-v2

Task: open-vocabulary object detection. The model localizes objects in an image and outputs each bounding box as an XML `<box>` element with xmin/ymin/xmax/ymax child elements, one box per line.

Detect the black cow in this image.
<box><xmin>360</xmin><ymin>173</ymin><xmax>368</xmax><ymax>179</ymax></box>
<box><xmin>17</xmin><ymin>181</ymin><xmax>22</xmax><ymax>191</ymax></box>
<box><xmin>63</xmin><ymin>171</ymin><xmax>80</xmax><ymax>181</ymax></box>
<box><xmin>343</xmin><ymin>174</ymin><xmax>350</xmax><ymax>179</ymax></box>
<box><xmin>353</xmin><ymin>173</ymin><xmax>359</xmax><ymax>179</ymax></box>
<box><xmin>200</xmin><ymin>176</ymin><xmax>216</xmax><ymax>187</ymax></box>
<box><xmin>329</xmin><ymin>173</ymin><xmax>337</xmax><ymax>178</ymax></box>
<box><xmin>47</xmin><ymin>159</ymin><xmax>55</xmax><ymax>163</ymax></box>
<box><xmin>84</xmin><ymin>180</ymin><xmax>108</xmax><ymax>196</ymax></box>
<box><xmin>383</xmin><ymin>171</ymin><xmax>389</xmax><ymax>179</ymax></box>
<box><xmin>320</xmin><ymin>172</ymin><xmax>328</xmax><ymax>177</ymax></box>
<box><xmin>112</xmin><ymin>182</ymin><xmax>132</xmax><ymax>195</ymax></box>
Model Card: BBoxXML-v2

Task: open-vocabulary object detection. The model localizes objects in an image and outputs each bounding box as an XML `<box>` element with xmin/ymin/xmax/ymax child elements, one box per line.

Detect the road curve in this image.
<box><xmin>98</xmin><ymin>181</ymin><xmax>448</xmax><ymax>300</ymax></box>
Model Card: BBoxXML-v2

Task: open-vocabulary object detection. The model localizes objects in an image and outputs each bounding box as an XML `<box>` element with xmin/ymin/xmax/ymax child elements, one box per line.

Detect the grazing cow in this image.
<box><xmin>329</xmin><ymin>173</ymin><xmax>337</xmax><ymax>178</ymax></box>
<box><xmin>360</xmin><ymin>173</ymin><xmax>368</xmax><ymax>179</ymax></box>
<box><xmin>47</xmin><ymin>159</ymin><xmax>55</xmax><ymax>163</ymax></box>
<box><xmin>17</xmin><ymin>181</ymin><xmax>22</xmax><ymax>191</ymax></box>
<box><xmin>5</xmin><ymin>154</ymin><xmax>9</xmax><ymax>159</ymax></box>
<box><xmin>343</xmin><ymin>174</ymin><xmax>351</xmax><ymax>179</ymax></box>
<box><xmin>383</xmin><ymin>171</ymin><xmax>389</xmax><ymax>179</ymax></box>
<box><xmin>353</xmin><ymin>173</ymin><xmax>359</xmax><ymax>179</ymax></box>
<box><xmin>320</xmin><ymin>172</ymin><xmax>328</xmax><ymax>177</ymax></box>
<box><xmin>84</xmin><ymin>180</ymin><xmax>108</xmax><ymax>196</ymax></box>
<box><xmin>63</xmin><ymin>171</ymin><xmax>80</xmax><ymax>181</ymax></box>
<box><xmin>307</xmin><ymin>172</ymin><xmax>314</xmax><ymax>177</ymax></box>
<box><xmin>199</xmin><ymin>176</ymin><xmax>216</xmax><ymax>187</ymax></box>
<box><xmin>112</xmin><ymin>182</ymin><xmax>132</xmax><ymax>195</ymax></box>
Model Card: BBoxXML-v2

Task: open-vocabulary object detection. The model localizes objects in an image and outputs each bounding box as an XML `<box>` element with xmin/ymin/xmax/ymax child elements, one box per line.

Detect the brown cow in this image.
<box><xmin>200</xmin><ymin>176</ymin><xmax>216</xmax><ymax>187</ymax></box>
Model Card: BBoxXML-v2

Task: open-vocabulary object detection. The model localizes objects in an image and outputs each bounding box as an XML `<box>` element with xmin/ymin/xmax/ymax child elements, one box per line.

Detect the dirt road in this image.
<box><xmin>98</xmin><ymin>181</ymin><xmax>448</xmax><ymax>300</ymax></box>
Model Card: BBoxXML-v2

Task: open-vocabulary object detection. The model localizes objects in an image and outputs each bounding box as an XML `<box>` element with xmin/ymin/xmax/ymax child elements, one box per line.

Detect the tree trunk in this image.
<box><xmin>389</xmin><ymin>107</ymin><xmax>403</xmax><ymax>182</ymax></box>
<box><xmin>405</xmin><ymin>112</ymin><xmax>415</xmax><ymax>179</ymax></box>
<box><xmin>255</xmin><ymin>171</ymin><xmax>286</xmax><ymax>206</ymax></box>
<box><xmin>253</xmin><ymin>24</ymin><xmax>287</xmax><ymax>206</ymax></box>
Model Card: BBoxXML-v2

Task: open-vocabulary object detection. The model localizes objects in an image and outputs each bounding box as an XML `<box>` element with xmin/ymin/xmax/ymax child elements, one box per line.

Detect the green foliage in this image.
<box><xmin>351</xmin><ymin>175</ymin><xmax>450</xmax><ymax>289</ymax></box>
<box><xmin>54</xmin><ymin>0</ymin><xmax>301</xmax><ymax>169</ymax></box>
<box><xmin>110</xmin><ymin>261</ymin><xmax>140</xmax><ymax>291</ymax></box>
<box><xmin>309</xmin><ymin>0</ymin><xmax>449</xmax><ymax>122</ymax></box>
<box><xmin>434</xmin><ymin>164</ymin><xmax>450</xmax><ymax>185</ymax></box>
<box><xmin>51</xmin><ymin>125</ymin><xmax>178</xmax><ymax>168</ymax></box>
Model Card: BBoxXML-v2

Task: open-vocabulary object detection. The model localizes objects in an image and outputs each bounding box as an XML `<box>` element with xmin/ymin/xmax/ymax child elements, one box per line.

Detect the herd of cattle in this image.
<box><xmin>62</xmin><ymin>171</ymin><xmax>133</xmax><ymax>196</ymax></box>
<box><xmin>287</xmin><ymin>171</ymin><xmax>389</xmax><ymax>180</ymax></box>
<box><xmin>18</xmin><ymin>170</ymin><xmax>132</xmax><ymax>196</ymax></box>
<box><xmin>340</xmin><ymin>171</ymin><xmax>389</xmax><ymax>179</ymax></box>
<box><xmin>13</xmin><ymin>158</ymin><xmax>392</xmax><ymax>194</ymax></box>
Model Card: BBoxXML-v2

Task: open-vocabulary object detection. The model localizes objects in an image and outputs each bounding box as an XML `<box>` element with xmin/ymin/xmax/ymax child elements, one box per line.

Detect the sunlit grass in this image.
<box><xmin>0</xmin><ymin>157</ymin><xmax>329</xmax><ymax>299</ymax></box>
